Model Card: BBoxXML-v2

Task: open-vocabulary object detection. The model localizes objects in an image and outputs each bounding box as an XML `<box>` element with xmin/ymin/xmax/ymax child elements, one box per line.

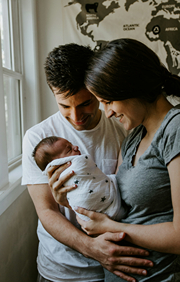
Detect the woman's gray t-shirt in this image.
<box><xmin>115</xmin><ymin>105</ymin><xmax>180</xmax><ymax>281</ymax></box>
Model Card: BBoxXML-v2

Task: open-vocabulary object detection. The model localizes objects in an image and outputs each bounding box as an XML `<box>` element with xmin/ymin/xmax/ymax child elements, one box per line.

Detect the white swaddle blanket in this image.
<box><xmin>44</xmin><ymin>154</ymin><xmax>126</xmax><ymax>221</ymax></box>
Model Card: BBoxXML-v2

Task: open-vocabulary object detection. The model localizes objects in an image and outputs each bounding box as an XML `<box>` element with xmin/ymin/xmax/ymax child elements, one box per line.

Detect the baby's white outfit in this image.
<box><xmin>44</xmin><ymin>154</ymin><xmax>126</xmax><ymax>221</ymax></box>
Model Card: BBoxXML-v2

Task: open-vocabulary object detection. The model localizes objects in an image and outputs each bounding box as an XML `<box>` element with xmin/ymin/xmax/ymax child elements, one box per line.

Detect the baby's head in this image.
<box><xmin>32</xmin><ymin>136</ymin><xmax>81</xmax><ymax>171</ymax></box>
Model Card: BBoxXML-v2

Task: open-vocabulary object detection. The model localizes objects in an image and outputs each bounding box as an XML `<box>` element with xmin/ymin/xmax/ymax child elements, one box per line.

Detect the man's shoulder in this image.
<box><xmin>28</xmin><ymin>111</ymin><xmax>61</xmax><ymax>131</ymax></box>
<box><xmin>24</xmin><ymin>111</ymin><xmax>63</xmax><ymax>145</ymax></box>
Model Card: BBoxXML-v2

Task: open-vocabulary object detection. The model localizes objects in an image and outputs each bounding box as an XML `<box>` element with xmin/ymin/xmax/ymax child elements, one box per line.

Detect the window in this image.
<box><xmin>0</xmin><ymin>0</ymin><xmax>23</xmax><ymax>168</ymax></box>
<box><xmin>0</xmin><ymin>0</ymin><xmax>40</xmax><ymax>213</ymax></box>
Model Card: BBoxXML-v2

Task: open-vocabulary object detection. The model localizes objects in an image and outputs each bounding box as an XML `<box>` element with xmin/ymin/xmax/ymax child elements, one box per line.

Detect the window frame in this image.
<box><xmin>1</xmin><ymin>0</ymin><xmax>24</xmax><ymax>169</ymax></box>
<box><xmin>3</xmin><ymin>67</ymin><xmax>24</xmax><ymax>170</ymax></box>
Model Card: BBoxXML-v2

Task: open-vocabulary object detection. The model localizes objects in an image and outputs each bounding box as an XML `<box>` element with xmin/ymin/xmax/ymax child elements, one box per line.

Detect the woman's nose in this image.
<box><xmin>105</xmin><ymin>109</ymin><xmax>115</xmax><ymax>119</ymax></box>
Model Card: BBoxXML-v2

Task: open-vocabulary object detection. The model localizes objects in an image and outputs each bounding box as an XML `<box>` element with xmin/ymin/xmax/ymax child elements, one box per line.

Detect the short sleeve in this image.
<box><xmin>162</xmin><ymin>115</ymin><xmax>180</xmax><ymax>165</ymax></box>
<box><xmin>21</xmin><ymin>130</ymin><xmax>48</xmax><ymax>185</ymax></box>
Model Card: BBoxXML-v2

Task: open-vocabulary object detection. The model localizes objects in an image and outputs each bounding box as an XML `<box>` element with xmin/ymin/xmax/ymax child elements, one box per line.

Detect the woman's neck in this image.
<box><xmin>143</xmin><ymin>95</ymin><xmax>173</xmax><ymax>138</ymax></box>
<box><xmin>132</xmin><ymin>96</ymin><xmax>173</xmax><ymax>167</ymax></box>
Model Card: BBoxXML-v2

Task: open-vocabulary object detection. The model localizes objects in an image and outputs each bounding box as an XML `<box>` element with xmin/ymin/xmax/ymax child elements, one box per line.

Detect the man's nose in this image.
<box><xmin>70</xmin><ymin>108</ymin><xmax>82</xmax><ymax>121</ymax></box>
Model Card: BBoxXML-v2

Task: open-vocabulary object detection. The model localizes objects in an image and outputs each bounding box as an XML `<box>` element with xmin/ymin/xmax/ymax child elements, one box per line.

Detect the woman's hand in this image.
<box><xmin>47</xmin><ymin>162</ymin><xmax>77</xmax><ymax>208</ymax></box>
<box><xmin>76</xmin><ymin>207</ymin><xmax>118</xmax><ymax>236</ymax></box>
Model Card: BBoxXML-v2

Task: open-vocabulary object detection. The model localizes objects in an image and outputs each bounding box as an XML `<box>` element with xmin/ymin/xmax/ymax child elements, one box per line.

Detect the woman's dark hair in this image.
<box><xmin>85</xmin><ymin>38</ymin><xmax>180</xmax><ymax>103</ymax></box>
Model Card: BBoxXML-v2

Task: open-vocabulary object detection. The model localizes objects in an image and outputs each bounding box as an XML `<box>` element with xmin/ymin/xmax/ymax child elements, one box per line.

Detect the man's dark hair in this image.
<box><xmin>44</xmin><ymin>43</ymin><xmax>94</xmax><ymax>98</ymax></box>
<box><xmin>32</xmin><ymin>136</ymin><xmax>60</xmax><ymax>171</ymax></box>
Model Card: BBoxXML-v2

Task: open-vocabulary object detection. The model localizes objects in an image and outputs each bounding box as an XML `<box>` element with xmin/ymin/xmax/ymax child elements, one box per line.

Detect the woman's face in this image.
<box><xmin>96</xmin><ymin>97</ymin><xmax>147</xmax><ymax>131</ymax></box>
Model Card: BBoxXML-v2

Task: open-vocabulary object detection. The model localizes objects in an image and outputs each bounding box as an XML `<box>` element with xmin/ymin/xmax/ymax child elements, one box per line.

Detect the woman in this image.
<box><xmin>75</xmin><ymin>38</ymin><xmax>180</xmax><ymax>281</ymax></box>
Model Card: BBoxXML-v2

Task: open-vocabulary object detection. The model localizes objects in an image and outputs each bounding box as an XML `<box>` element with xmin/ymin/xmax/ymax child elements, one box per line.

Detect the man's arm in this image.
<box><xmin>28</xmin><ymin>183</ymin><xmax>153</xmax><ymax>282</ymax></box>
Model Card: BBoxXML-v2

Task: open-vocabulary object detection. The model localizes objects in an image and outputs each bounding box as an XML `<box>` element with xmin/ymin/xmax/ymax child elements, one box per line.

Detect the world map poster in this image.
<box><xmin>63</xmin><ymin>0</ymin><xmax>180</xmax><ymax>75</ymax></box>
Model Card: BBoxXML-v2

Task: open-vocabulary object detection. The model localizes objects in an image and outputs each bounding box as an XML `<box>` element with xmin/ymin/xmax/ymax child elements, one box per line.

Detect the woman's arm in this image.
<box><xmin>77</xmin><ymin>154</ymin><xmax>180</xmax><ymax>255</ymax></box>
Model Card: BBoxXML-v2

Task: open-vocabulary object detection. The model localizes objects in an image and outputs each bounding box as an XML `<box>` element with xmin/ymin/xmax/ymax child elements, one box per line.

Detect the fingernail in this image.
<box><xmin>142</xmin><ymin>270</ymin><xmax>147</xmax><ymax>275</ymax></box>
<box><xmin>67</xmin><ymin>162</ymin><xmax>71</xmax><ymax>166</ymax></box>
<box><xmin>148</xmin><ymin>262</ymin><xmax>153</xmax><ymax>267</ymax></box>
<box><xmin>73</xmin><ymin>184</ymin><xmax>77</xmax><ymax>188</ymax></box>
<box><xmin>119</xmin><ymin>232</ymin><xmax>124</xmax><ymax>238</ymax></box>
<box><xmin>70</xmin><ymin>170</ymin><xmax>74</xmax><ymax>175</ymax></box>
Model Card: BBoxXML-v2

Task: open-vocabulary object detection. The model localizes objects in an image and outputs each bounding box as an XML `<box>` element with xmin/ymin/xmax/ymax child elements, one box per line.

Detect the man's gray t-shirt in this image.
<box><xmin>115</xmin><ymin>105</ymin><xmax>180</xmax><ymax>281</ymax></box>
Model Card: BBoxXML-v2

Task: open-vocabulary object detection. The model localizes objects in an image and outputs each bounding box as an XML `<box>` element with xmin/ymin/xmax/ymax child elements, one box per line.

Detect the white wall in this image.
<box><xmin>21</xmin><ymin>0</ymin><xmax>41</xmax><ymax>130</ymax></box>
<box><xmin>37</xmin><ymin>0</ymin><xmax>65</xmax><ymax>120</ymax></box>
<box><xmin>0</xmin><ymin>189</ymin><xmax>38</xmax><ymax>282</ymax></box>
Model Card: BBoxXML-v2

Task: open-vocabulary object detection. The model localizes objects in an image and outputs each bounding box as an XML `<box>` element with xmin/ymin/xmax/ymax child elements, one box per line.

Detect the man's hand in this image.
<box><xmin>87</xmin><ymin>232</ymin><xmax>153</xmax><ymax>282</ymax></box>
<box><xmin>47</xmin><ymin>162</ymin><xmax>77</xmax><ymax>208</ymax></box>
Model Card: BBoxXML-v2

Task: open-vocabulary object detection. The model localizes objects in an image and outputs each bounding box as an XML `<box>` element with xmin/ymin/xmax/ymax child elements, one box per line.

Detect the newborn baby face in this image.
<box><xmin>53</xmin><ymin>138</ymin><xmax>81</xmax><ymax>158</ymax></box>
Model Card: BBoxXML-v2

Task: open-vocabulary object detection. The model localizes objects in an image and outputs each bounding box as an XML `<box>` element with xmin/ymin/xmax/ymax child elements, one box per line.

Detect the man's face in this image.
<box><xmin>53</xmin><ymin>87</ymin><xmax>101</xmax><ymax>131</ymax></box>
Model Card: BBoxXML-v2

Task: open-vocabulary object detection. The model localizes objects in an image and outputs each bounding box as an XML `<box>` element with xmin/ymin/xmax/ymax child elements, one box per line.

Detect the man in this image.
<box><xmin>22</xmin><ymin>43</ymin><xmax>153</xmax><ymax>282</ymax></box>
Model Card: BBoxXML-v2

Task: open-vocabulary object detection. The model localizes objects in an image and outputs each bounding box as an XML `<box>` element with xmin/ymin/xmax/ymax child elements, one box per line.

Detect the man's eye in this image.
<box><xmin>82</xmin><ymin>101</ymin><xmax>91</xmax><ymax>106</ymax></box>
<box><xmin>61</xmin><ymin>105</ymin><xmax>69</xmax><ymax>109</ymax></box>
<box><xmin>106</xmin><ymin>101</ymin><xmax>111</xmax><ymax>105</ymax></box>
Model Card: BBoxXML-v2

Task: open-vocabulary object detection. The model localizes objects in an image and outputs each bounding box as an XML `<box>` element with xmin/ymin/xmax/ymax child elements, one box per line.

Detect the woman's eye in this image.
<box><xmin>106</xmin><ymin>101</ymin><xmax>111</xmax><ymax>105</ymax></box>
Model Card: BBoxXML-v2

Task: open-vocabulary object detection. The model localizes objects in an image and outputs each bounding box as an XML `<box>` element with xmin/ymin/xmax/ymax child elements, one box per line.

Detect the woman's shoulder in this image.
<box><xmin>157</xmin><ymin>105</ymin><xmax>180</xmax><ymax>165</ymax></box>
<box><xmin>162</xmin><ymin>104</ymin><xmax>180</xmax><ymax>136</ymax></box>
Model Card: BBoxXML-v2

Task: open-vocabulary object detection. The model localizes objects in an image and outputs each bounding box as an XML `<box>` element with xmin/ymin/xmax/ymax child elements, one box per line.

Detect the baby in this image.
<box><xmin>32</xmin><ymin>136</ymin><xmax>126</xmax><ymax>221</ymax></box>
